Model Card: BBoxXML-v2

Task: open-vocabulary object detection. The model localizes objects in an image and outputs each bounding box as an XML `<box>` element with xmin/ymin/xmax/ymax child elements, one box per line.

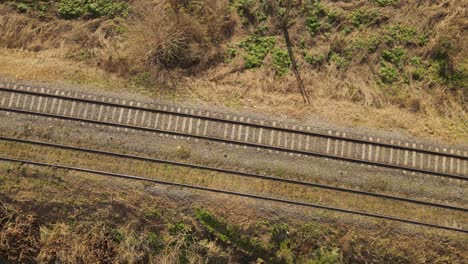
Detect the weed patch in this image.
<box><xmin>238</xmin><ymin>35</ymin><xmax>276</xmax><ymax>69</ymax></box>
<box><xmin>271</xmin><ymin>48</ymin><xmax>291</xmax><ymax>77</ymax></box>
<box><xmin>350</xmin><ymin>9</ymin><xmax>380</xmax><ymax>28</ymax></box>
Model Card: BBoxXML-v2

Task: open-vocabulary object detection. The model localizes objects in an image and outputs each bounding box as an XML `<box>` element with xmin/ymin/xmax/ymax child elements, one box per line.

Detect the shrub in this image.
<box><xmin>58</xmin><ymin>0</ymin><xmax>129</xmax><ymax>19</ymax></box>
<box><xmin>303</xmin><ymin>1</ymin><xmax>338</xmax><ymax>36</ymax></box>
<box><xmin>306</xmin><ymin>14</ymin><xmax>321</xmax><ymax>35</ymax></box>
<box><xmin>304</xmin><ymin>53</ymin><xmax>326</xmax><ymax>67</ymax></box>
<box><xmin>330</xmin><ymin>53</ymin><xmax>350</xmax><ymax>69</ymax></box>
<box><xmin>430</xmin><ymin>37</ymin><xmax>467</xmax><ymax>88</ymax></box>
<box><xmin>384</xmin><ymin>25</ymin><xmax>427</xmax><ymax>46</ymax></box>
<box><xmin>238</xmin><ymin>35</ymin><xmax>276</xmax><ymax>69</ymax></box>
<box><xmin>350</xmin><ymin>9</ymin><xmax>380</xmax><ymax>28</ymax></box>
<box><xmin>271</xmin><ymin>48</ymin><xmax>291</xmax><ymax>77</ymax></box>
<box><xmin>232</xmin><ymin>0</ymin><xmax>256</xmax><ymax>25</ymax></box>
<box><xmin>409</xmin><ymin>56</ymin><xmax>426</xmax><ymax>81</ymax></box>
<box><xmin>367</xmin><ymin>36</ymin><xmax>381</xmax><ymax>53</ymax></box>
<box><xmin>382</xmin><ymin>47</ymin><xmax>405</xmax><ymax>66</ymax></box>
<box><xmin>58</xmin><ymin>0</ymin><xmax>85</xmax><ymax>19</ymax></box>
<box><xmin>380</xmin><ymin>64</ymin><xmax>399</xmax><ymax>84</ymax></box>
<box><xmin>87</xmin><ymin>0</ymin><xmax>129</xmax><ymax>18</ymax></box>
<box><xmin>15</xmin><ymin>2</ymin><xmax>30</xmax><ymax>13</ymax></box>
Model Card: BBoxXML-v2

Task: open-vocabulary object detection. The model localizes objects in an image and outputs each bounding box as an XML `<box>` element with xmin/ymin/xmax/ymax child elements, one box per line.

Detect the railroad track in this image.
<box><xmin>0</xmin><ymin>155</ymin><xmax>466</xmax><ymax>233</ymax></box>
<box><xmin>1</xmin><ymin>135</ymin><xmax>466</xmax><ymax>212</ymax></box>
<box><xmin>0</xmin><ymin>82</ymin><xmax>467</xmax><ymax>180</ymax></box>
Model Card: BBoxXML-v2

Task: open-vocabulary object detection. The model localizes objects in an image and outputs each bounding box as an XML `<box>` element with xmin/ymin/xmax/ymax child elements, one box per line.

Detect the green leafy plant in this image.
<box><xmin>303</xmin><ymin>1</ymin><xmax>338</xmax><ymax>36</ymax></box>
<box><xmin>382</xmin><ymin>47</ymin><xmax>406</xmax><ymax>67</ymax></box>
<box><xmin>15</xmin><ymin>2</ymin><xmax>30</xmax><ymax>13</ymax></box>
<box><xmin>380</xmin><ymin>64</ymin><xmax>399</xmax><ymax>84</ymax></box>
<box><xmin>306</xmin><ymin>14</ymin><xmax>321</xmax><ymax>35</ymax></box>
<box><xmin>350</xmin><ymin>9</ymin><xmax>380</xmax><ymax>28</ymax></box>
<box><xmin>238</xmin><ymin>35</ymin><xmax>276</xmax><ymax>69</ymax></box>
<box><xmin>367</xmin><ymin>36</ymin><xmax>381</xmax><ymax>53</ymax></box>
<box><xmin>58</xmin><ymin>0</ymin><xmax>85</xmax><ymax>19</ymax></box>
<box><xmin>384</xmin><ymin>24</ymin><xmax>426</xmax><ymax>46</ymax></box>
<box><xmin>232</xmin><ymin>0</ymin><xmax>256</xmax><ymax>25</ymax></box>
<box><xmin>330</xmin><ymin>52</ymin><xmax>350</xmax><ymax>69</ymax></box>
<box><xmin>87</xmin><ymin>0</ymin><xmax>129</xmax><ymax>18</ymax></box>
<box><xmin>58</xmin><ymin>0</ymin><xmax>129</xmax><ymax>19</ymax></box>
<box><xmin>304</xmin><ymin>53</ymin><xmax>325</xmax><ymax>67</ymax></box>
<box><xmin>271</xmin><ymin>48</ymin><xmax>291</xmax><ymax>77</ymax></box>
<box><xmin>409</xmin><ymin>56</ymin><xmax>427</xmax><ymax>81</ymax></box>
<box><xmin>370</xmin><ymin>0</ymin><xmax>398</xmax><ymax>7</ymax></box>
<box><xmin>430</xmin><ymin>39</ymin><xmax>467</xmax><ymax>87</ymax></box>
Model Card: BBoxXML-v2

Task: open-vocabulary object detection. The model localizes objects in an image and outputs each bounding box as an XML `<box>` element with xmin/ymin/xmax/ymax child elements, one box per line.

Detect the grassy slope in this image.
<box><xmin>0</xmin><ymin>0</ymin><xmax>466</xmax><ymax>143</ymax></box>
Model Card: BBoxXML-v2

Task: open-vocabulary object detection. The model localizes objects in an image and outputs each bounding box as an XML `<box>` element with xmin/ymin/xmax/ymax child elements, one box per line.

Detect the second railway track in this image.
<box><xmin>0</xmin><ymin>82</ymin><xmax>467</xmax><ymax>179</ymax></box>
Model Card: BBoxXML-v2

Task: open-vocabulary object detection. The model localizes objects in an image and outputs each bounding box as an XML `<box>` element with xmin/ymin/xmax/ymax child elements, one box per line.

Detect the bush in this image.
<box><xmin>306</xmin><ymin>14</ymin><xmax>321</xmax><ymax>36</ymax></box>
<box><xmin>382</xmin><ymin>47</ymin><xmax>405</xmax><ymax>66</ymax></box>
<box><xmin>409</xmin><ymin>56</ymin><xmax>426</xmax><ymax>81</ymax></box>
<box><xmin>238</xmin><ymin>35</ymin><xmax>276</xmax><ymax>69</ymax></box>
<box><xmin>384</xmin><ymin>25</ymin><xmax>420</xmax><ymax>46</ymax></box>
<box><xmin>232</xmin><ymin>0</ymin><xmax>256</xmax><ymax>25</ymax></box>
<box><xmin>380</xmin><ymin>64</ymin><xmax>399</xmax><ymax>84</ymax></box>
<box><xmin>367</xmin><ymin>36</ymin><xmax>381</xmax><ymax>53</ymax></box>
<box><xmin>304</xmin><ymin>53</ymin><xmax>326</xmax><ymax>67</ymax></box>
<box><xmin>58</xmin><ymin>0</ymin><xmax>129</xmax><ymax>19</ymax></box>
<box><xmin>330</xmin><ymin>53</ymin><xmax>350</xmax><ymax>69</ymax></box>
<box><xmin>350</xmin><ymin>9</ymin><xmax>380</xmax><ymax>28</ymax></box>
<box><xmin>15</xmin><ymin>2</ymin><xmax>30</xmax><ymax>13</ymax></box>
<box><xmin>271</xmin><ymin>48</ymin><xmax>291</xmax><ymax>77</ymax></box>
<box><xmin>58</xmin><ymin>0</ymin><xmax>85</xmax><ymax>19</ymax></box>
<box><xmin>303</xmin><ymin>1</ymin><xmax>337</xmax><ymax>36</ymax></box>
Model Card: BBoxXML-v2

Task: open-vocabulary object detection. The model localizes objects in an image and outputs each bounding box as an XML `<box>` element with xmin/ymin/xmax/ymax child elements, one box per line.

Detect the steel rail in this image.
<box><xmin>1</xmin><ymin>136</ymin><xmax>466</xmax><ymax>212</ymax></box>
<box><xmin>1</xmin><ymin>107</ymin><xmax>466</xmax><ymax>181</ymax></box>
<box><xmin>0</xmin><ymin>156</ymin><xmax>466</xmax><ymax>233</ymax></box>
<box><xmin>0</xmin><ymin>86</ymin><xmax>465</xmax><ymax>160</ymax></box>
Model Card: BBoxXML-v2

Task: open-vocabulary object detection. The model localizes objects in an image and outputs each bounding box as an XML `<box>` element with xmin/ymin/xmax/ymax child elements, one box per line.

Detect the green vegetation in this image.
<box><xmin>380</xmin><ymin>64</ymin><xmax>399</xmax><ymax>84</ymax></box>
<box><xmin>57</xmin><ymin>0</ymin><xmax>85</xmax><ymax>18</ymax></box>
<box><xmin>330</xmin><ymin>52</ymin><xmax>350</xmax><ymax>69</ymax></box>
<box><xmin>370</xmin><ymin>0</ymin><xmax>399</xmax><ymax>7</ymax></box>
<box><xmin>350</xmin><ymin>9</ymin><xmax>380</xmax><ymax>28</ymax></box>
<box><xmin>54</xmin><ymin>0</ymin><xmax>130</xmax><ymax>19</ymax></box>
<box><xmin>384</xmin><ymin>24</ymin><xmax>421</xmax><ymax>46</ymax></box>
<box><xmin>304</xmin><ymin>53</ymin><xmax>326</xmax><ymax>67</ymax></box>
<box><xmin>430</xmin><ymin>37</ymin><xmax>467</xmax><ymax>88</ymax></box>
<box><xmin>238</xmin><ymin>35</ymin><xmax>276</xmax><ymax>69</ymax></box>
<box><xmin>11</xmin><ymin>0</ymin><xmax>128</xmax><ymax>19</ymax></box>
<box><xmin>304</xmin><ymin>1</ymin><xmax>339</xmax><ymax>36</ymax></box>
<box><xmin>382</xmin><ymin>47</ymin><xmax>406</xmax><ymax>67</ymax></box>
<box><xmin>271</xmin><ymin>48</ymin><xmax>291</xmax><ymax>77</ymax></box>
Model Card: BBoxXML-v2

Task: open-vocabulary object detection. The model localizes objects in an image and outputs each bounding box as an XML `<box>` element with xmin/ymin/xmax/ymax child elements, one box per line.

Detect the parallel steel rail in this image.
<box><xmin>1</xmin><ymin>136</ymin><xmax>465</xmax><ymax>212</ymax></box>
<box><xmin>0</xmin><ymin>83</ymin><xmax>467</xmax><ymax>180</ymax></box>
<box><xmin>0</xmin><ymin>156</ymin><xmax>466</xmax><ymax>233</ymax></box>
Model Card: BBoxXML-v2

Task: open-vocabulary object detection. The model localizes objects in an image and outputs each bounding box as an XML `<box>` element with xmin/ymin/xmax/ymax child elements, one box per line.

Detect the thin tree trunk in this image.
<box><xmin>282</xmin><ymin>0</ymin><xmax>311</xmax><ymax>104</ymax></box>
